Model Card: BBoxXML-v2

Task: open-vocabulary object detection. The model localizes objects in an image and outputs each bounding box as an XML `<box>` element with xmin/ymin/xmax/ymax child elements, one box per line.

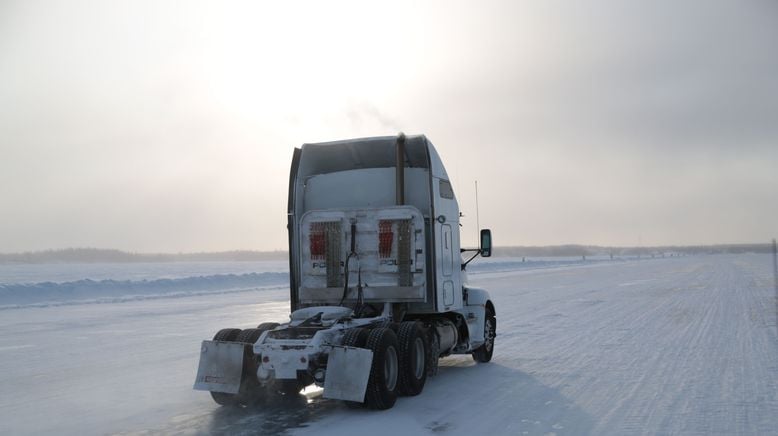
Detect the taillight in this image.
<box><xmin>310</xmin><ymin>222</ymin><xmax>325</xmax><ymax>260</ymax></box>
<box><xmin>379</xmin><ymin>220</ymin><xmax>393</xmax><ymax>258</ymax></box>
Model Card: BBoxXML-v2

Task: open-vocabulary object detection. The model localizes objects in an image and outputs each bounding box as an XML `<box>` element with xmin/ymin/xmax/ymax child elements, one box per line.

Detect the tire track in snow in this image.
<box><xmin>476</xmin><ymin>255</ymin><xmax>778</xmax><ymax>435</ymax></box>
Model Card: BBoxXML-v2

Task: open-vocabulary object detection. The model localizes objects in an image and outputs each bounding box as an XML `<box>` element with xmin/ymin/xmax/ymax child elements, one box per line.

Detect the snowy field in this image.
<box><xmin>0</xmin><ymin>254</ymin><xmax>776</xmax><ymax>435</ymax></box>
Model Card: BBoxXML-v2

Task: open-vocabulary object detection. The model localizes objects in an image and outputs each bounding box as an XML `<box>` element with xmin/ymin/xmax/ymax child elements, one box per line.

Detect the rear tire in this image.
<box><xmin>213</xmin><ymin>328</ymin><xmax>242</xmax><ymax>342</ymax></box>
<box><xmin>397</xmin><ymin>321</ymin><xmax>428</xmax><ymax>396</ymax></box>
<box><xmin>342</xmin><ymin>328</ymin><xmax>370</xmax><ymax>408</ymax></box>
<box><xmin>257</xmin><ymin>322</ymin><xmax>280</xmax><ymax>330</ymax></box>
<box><xmin>376</xmin><ymin>320</ymin><xmax>399</xmax><ymax>332</ymax></box>
<box><xmin>210</xmin><ymin>328</ymin><xmax>243</xmax><ymax>406</ymax></box>
<box><xmin>235</xmin><ymin>328</ymin><xmax>264</xmax><ymax>345</ymax></box>
<box><xmin>233</xmin><ymin>328</ymin><xmax>271</xmax><ymax>403</ymax></box>
<box><xmin>342</xmin><ymin>327</ymin><xmax>369</xmax><ymax>347</ymax></box>
<box><xmin>472</xmin><ymin>308</ymin><xmax>496</xmax><ymax>363</ymax></box>
<box><xmin>364</xmin><ymin>328</ymin><xmax>400</xmax><ymax>410</ymax></box>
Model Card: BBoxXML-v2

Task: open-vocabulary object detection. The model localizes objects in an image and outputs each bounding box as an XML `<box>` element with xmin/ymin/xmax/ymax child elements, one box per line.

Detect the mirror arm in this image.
<box><xmin>461</xmin><ymin>249</ymin><xmax>482</xmax><ymax>271</ymax></box>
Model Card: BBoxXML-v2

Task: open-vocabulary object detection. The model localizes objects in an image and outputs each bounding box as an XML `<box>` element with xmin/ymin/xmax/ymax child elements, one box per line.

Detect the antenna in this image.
<box><xmin>475</xmin><ymin>180</ymin><xmax>480</xmax><ymax>245</ymax></box>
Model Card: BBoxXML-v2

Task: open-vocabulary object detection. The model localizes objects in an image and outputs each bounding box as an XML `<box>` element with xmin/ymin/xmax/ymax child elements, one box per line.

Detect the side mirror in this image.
<box><xmin>480</xmin><ymin>229</ymin><xmax>492</xmax><ymax>257</ymax></box>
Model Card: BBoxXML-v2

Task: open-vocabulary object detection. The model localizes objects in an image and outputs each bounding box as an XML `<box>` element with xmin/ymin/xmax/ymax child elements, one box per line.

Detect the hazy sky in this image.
<box><xmin>1</xmin><ymin>0</ymin><xmax>777</xmax><ymax>252</ymax></box>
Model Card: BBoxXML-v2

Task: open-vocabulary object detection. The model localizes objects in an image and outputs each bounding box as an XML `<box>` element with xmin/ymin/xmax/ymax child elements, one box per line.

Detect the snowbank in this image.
<box><xmin>0</xmin><ymin>272</ymin><xmax>288</xmax><ymax>309</ymax></box>
<box><xmin>0</xmin><ymin>256</ymin><xmax>631</xmax><ymax>310</ymax></box>
<box><xmin>468</xmin><ymin>256</ymin><xmax>620</xmax><ymax>274</ymax></box>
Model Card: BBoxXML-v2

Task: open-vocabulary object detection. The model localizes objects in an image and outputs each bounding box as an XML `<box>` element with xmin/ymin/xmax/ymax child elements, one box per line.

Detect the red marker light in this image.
<box><xmin>379</xmin><ymin>220</ymin><xmax>394</xmax><ymax>258</ymax></box>
<box><xmin>310</xmin><ymin>222</ymin><xmax>325</xmax><ymax>260</ymax></box>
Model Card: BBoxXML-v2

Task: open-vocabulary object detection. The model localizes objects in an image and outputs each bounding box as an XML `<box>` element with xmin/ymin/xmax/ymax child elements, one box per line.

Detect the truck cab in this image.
<box><xmin>195</xmin><ymin>134</ymin><xmax>496</xmax><ymax>410</ymax></box>
<box><xmin>288</xmin><ymin>135</ymin><xmax>484</xmax><ymax>315</ymax></box>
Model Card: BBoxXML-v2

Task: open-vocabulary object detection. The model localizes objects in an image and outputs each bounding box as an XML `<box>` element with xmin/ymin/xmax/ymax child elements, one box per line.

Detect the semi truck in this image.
<box><xmin>194</xmin><ymin>134</ymin><xmax>496</xmax><ymax>410</ymax></box>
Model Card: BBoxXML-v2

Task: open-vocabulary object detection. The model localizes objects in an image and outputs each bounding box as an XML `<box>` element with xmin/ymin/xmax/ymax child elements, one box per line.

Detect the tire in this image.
<box><xmin>233</xmin><ymin>328</ymin><xmax>270</xmax><ymax>403</ymax></box>
<box><xmin>342</xmin><ymin>327</ymin><xmax>369</xmax><ymax>347</ymax></box>
<box><xmin>257</xmin><ymin>322</ymin><xmax>280</xmax><ymax>330</ymax></box>
<box><xmin>342</xmin><ymin>328</ymin><xmax>370</xmax><ymax>408</ymax></box>
<box><xmin>427</xmin><ymin>329</ymin><xmax>440</xmax><ymax>377</ymax></box>
<box><xmin>376</xmin><ymin>320</ymin><xmax>399</xmax><ymax>332</ymax></box>
<box><xmin>472</xmin><ymin>308</ymin><xmax>496</xmax><ymax>363</ymax></box>
<box><xmin>397</xmin><ymin>321</ymin><xmax>428</xmax><ymax>396</ymax></box>
<box><xmin>210</xmin><ymin>328</ymin><xmax>243</xmax><ymax>406</ymax></box>
<box><xmin>235</xmin><ymin>328</ymin><xmax>264</xmax><ymax>345</ymax></box>
<box><xmin>364</xmin><ymin>328</ymin><xmax>400</xmax><ymax>410</ymax></box>
<box><xmin>213</xmin><ymin>328</ymin><xmax>242</xmax><ymax>342</ymax></box>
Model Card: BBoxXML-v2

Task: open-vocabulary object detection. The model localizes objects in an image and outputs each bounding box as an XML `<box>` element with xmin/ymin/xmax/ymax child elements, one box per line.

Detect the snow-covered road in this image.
<box><xmin>1</xmin><ymin>255</ymin><xmax>776</xmax><ymax>435</ymax></box>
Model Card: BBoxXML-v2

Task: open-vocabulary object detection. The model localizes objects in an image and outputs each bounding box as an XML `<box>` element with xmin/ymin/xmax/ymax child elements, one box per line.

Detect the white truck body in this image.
<box><xmin>194</xmin><ymin>135</ymin><xmax>496</xmax><ymax>409</ymax></box>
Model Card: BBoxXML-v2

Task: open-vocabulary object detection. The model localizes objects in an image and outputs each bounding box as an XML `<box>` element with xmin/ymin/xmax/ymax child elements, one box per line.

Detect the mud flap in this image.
<box><xmin>323</xmin><ymin>346</ymin><xmax>373</xmax><ymax>402</ymax></box>
<box><xmin>193</xmin><ymin>340</ymin><xmax>246</xmax><ymax>394</ymax></box>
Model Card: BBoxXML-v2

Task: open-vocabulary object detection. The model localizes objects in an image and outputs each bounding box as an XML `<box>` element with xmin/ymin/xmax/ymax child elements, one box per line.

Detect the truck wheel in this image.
<box><xmin>342</xmin><ymin>327</ymin><xmax>369</xmax><ymax>347</ymax></box>
<box><xmin>341</xmin><ymin>328</ymin><xmax>370</xmax><ymax>408</ymax></box>
<box><xmin>235</xmin><ymin>328</ymin><xmax>264</xmax><ymax>344</ymax></box>
<box><xmin>364</xmin><ymin>328</ymin><xmax>400</xmax><ymax>410</ymax></box>
<box><xmin>213</xmin><ymin>328</ymin><xmax>242</xmax><ymax>342</ymax></box>
<box><xmin>234</xmin><ymin>328</ymin><xmax>273</xmax><ymax>403</ymax></box>
<box><xmin>210</xmin><ymin>328</ymin><xmax>243</xmax><ymax>406</ymax></box>
<box><xmin>397</xmin><ymin>321</ymin><xmax>428</xmax><ymax>396</ymax></box>
<box><xmin>376</xmin><ymin>320</ymin><xmax>399</xmax><ymax>332</ymax></box>
<box><xmin>257</xmin><ymin>322</ymin><xmax>280</xmax><ymax>330</ymax></box>
<box><xmin>426</xmin><ymin>330</ymin><xmax>440</xmax><ymax>377</ymax></box>
<box><xmin>472</xmin><ymin>308</ymin><xmax>496</xmax><ymax>363</ymax></box>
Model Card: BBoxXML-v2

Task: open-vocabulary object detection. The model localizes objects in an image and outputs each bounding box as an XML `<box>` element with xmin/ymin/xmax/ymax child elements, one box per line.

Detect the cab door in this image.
<box><xmin>434</xmin><ymin>178</ymin><xmax>462</xmax><ymax>312</ymax></box>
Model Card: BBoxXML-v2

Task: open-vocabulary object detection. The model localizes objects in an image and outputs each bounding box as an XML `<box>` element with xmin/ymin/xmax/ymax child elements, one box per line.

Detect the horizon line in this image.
<box><xmin>1</xmin><ymin>241</ymin><xmax>775</xmax><ymax>257</ymax></box>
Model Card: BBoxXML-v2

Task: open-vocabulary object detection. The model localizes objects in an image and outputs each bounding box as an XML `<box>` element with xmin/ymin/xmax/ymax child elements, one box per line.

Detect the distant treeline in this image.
<box><xmin>494</xmin><ymin>243</ymin><xmax>774</xmax><ymax>257</ymax></box>
<box><xmin>0</xmin><ymin>248</ymin><xmax>287</xmax><ymax>264</ymax></box>
<box><xmin>0</xmin><ymin>244</ymin><xmax>772</xmax><ymax>264</ymax></box>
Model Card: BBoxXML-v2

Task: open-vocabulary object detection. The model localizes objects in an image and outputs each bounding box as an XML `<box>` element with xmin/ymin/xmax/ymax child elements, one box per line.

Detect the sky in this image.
<box><xmin>1</xmin><ymin>0</ymin><xmax>777</xmax><ymax>252</ymax></box>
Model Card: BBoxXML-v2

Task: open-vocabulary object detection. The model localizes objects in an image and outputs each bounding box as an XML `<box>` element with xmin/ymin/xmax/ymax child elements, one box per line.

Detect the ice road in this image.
<box><xmin>0</xmin><ymin>254</ymin><xmax>776</xmax><ymax>435</ymax></box>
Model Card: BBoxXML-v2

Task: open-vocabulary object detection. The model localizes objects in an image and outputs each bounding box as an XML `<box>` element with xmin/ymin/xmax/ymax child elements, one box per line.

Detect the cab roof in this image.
<box><xmin>298</xmin><ymin>135</ymin><xmax>431</xmax><ymax>179</ymax></box>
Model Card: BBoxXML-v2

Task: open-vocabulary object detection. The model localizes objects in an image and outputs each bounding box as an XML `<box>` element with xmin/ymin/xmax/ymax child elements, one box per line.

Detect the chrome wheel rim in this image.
<box><xmin>413</xmin><ymin>337</ymin><xmax>425</xmax><ymax>379</ymax></box>
<box><xmin>384</xmin><ymin>345</ymin><xmax>398</xmax><ymax>391</ymax></box>
<box><xmin>484</xmin><ymin>318</ymin><xmax>495</xmax><ymax>352</ymax></box>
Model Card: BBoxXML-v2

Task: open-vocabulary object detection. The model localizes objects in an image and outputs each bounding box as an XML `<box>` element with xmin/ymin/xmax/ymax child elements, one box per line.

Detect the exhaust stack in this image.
<box><xmin>395</xmin><ymin>133</ymin><xmax>406</xmax><ymax>206</ymax></box>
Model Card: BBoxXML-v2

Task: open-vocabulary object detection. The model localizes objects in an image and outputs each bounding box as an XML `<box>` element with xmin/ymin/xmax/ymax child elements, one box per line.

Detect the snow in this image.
<box><xmin>0</xmin><ymin>257</ymin><xmax>598</xmax><ymax>309</ymax></box>
<box><xmin>0</xmin><ymin>272</ymin><xmax>288</xmax><ymax>309</ymax></box>
<box><xmin>0</xmin><ymin>260</ymin><xmax>289</xmax><ymax>284</ymax></box>
<box><xmin>0</xmin><ymin>254</ymin><xmax>776</xmax><ymax>435</ymax></box>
